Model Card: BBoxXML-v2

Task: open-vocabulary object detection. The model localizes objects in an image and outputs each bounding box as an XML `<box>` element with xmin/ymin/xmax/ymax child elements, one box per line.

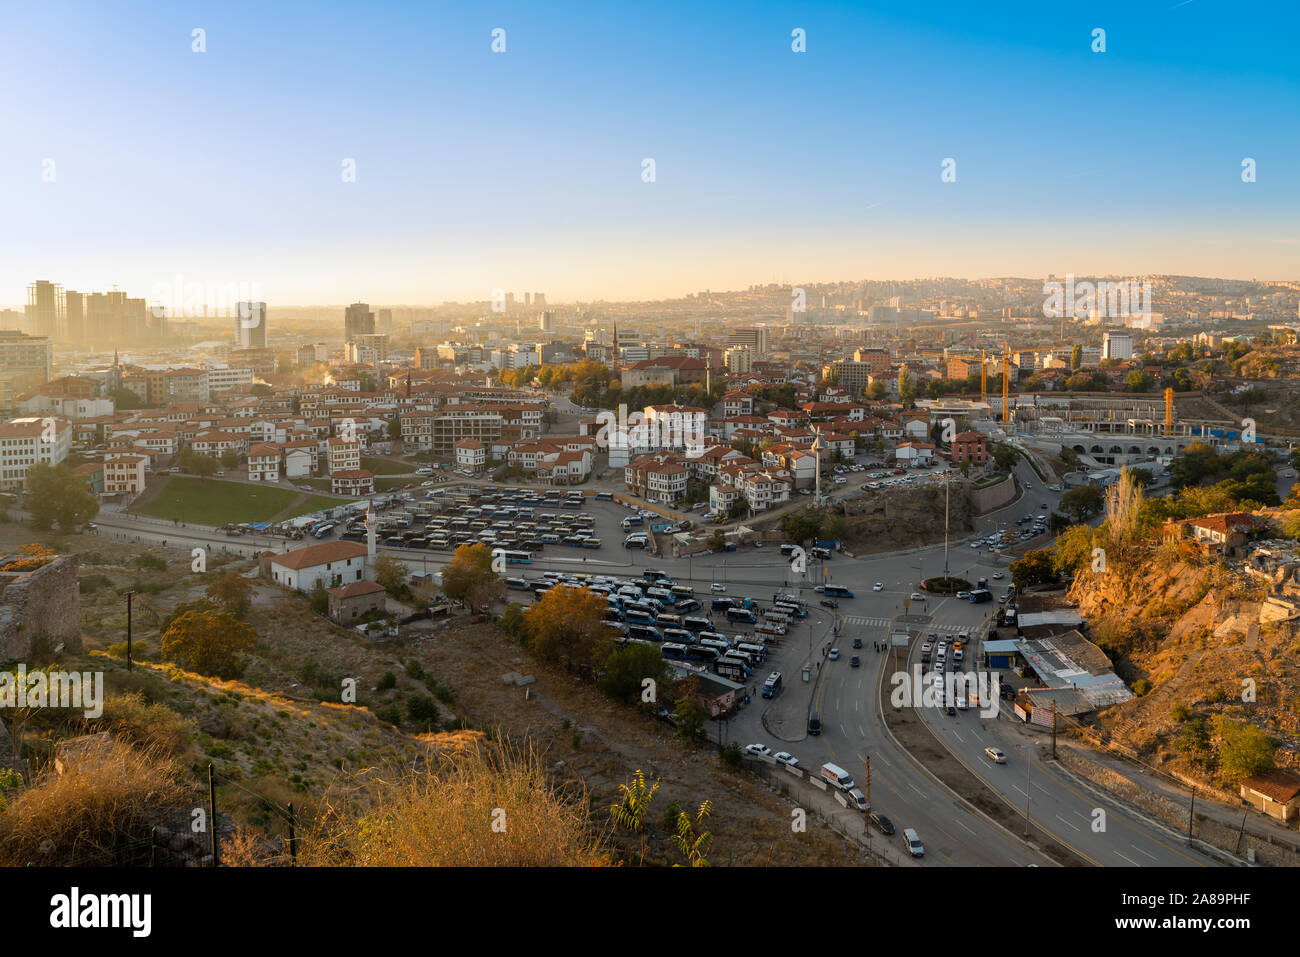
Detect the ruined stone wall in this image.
<box><xmin>0</xmin><ymin>554</ymin><xmax>82</xmax><ymax>661</ymax></box>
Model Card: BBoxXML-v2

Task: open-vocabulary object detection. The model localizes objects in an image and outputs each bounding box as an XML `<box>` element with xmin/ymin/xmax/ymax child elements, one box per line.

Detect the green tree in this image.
<box><xmin>1059</xmin><ymin>485</ymin><xmax>1104</xmax><ymax>523</ymax></box>
<box><xmin>1069</xmin><ymin>344</ymin><xmax>1082</xmax><ymax>371</ymax></box>
<box><xmin>440</xmin><ymin>543</ymin><xmax>504</xmax><ymax>611</ymax></box>
<box><xmin>1052</xmin><ymin>524</ymin><xmax>1096</xmax><ymax>576</ymax></box>
<box><xmin>161</xmin><ymin>608</ymin><xmax>257</xmax><ymax>679</ymax></box>
<box><xmin>374</xmin><ymin>553</ymin><xmax>411</xmax><ymax>597</ymax></box>
<box><xmin>1210</xmin><ymin>714</ymin><xmax>1275</xmax><ymax>782</ymax></box>
<box><xmin>1010</xmin><ymin>548</ymin><xmax>1057</xmax><ymax>589</ymax></box>
<box><xmin>25</xmin><ymin>462</ymin><xmax>100</xmax><ymax>532</ymax></box>
<box><xmin>598</xmin><ymin>643</ymin><xmax>669</xmax><ymax>705</ymax></box>
<box><xmin>220</xmin><ymin>448</ymin><xmax>238</xmax><ymax>470</ymax></box>
<box><xmin>523</xmin><ymin>585</ymin><xmax>613</xmax><ymax>679</ymax></box>
<box><xmin>204</xmin><ymin>571</ymin><xmax>252</xmax><ymax>617</ymax></box>
<box><xmin>1125</xmin><ymin>369</ymin><xmax>1153</xmax><ymax>393</ymax></box>
<box><xmin>671</xmin><ymin>800</ymin><xmax>714</xmax><ymax>868</ymax></box>
<box><xmin>610</xmin><ymin>770</ymin><xmax>659</xmax><ymax>866</ymax></box>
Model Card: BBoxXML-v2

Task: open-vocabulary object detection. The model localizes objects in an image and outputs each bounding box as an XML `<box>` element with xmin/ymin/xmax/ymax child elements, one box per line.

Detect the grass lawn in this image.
<box><xmin>361</xmin><ymin>456</ymin><xmax>412</xmax><ymax>475</ymax></box>
<box><xmin>133</xmin><ymin>477</ymin><xmax>346</xmax><ymax>525</ymax></box>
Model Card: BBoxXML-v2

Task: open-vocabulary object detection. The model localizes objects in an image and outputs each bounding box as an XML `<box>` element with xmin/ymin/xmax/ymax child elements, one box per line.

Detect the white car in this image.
<box><xmin>774</xmin><ymin>751</ymin><xmax>800</xmax><ymax>768</ymax></box>
<box><xmin>710</xmin><ymin>583</ymin><xmax>727</xmax><ymax>592</ymax></box>
<box><xmin>828</xmin><ymin>648</ymin><xmax>840</xmax><ymax>661</ymax></box>
<box><xmin>910</xmin><ymin>592</ymin><xmax>923</xmax><ymax>601</ymax></box>
<box><xmin>744</xmin><ymin>743</ymin><xmax>772</xmax><ymax>757</ymax></box>
<box><xmin>814</xmin><ymin>585</ymin><xmax>825</xmax><ymax>593</ymax></box>
<box><xmin>873</xmin><ymin>582</ymin><xmax>884</xmax><ymax>591</ymax></box>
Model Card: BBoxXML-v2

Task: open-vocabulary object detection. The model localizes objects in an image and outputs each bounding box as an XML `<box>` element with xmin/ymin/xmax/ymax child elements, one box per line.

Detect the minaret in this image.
<box><xmin>366</xmin><ymin>505</ymin><xmax>377</xmax><ymax>562</ymax></box>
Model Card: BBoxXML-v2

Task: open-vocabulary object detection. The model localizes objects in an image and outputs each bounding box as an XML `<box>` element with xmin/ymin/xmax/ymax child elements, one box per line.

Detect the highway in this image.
<box><xmin>83</xmin><ymin>456</ymin><xmax>1213</xmax><ymax>865</ymax></box>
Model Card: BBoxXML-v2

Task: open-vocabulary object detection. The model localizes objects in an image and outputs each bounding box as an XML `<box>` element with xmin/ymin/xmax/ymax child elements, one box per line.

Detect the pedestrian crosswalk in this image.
<box><xmin>844</xmin><ymin>616</ymin><xmax>968</xmax><ymax>635</ymax></box>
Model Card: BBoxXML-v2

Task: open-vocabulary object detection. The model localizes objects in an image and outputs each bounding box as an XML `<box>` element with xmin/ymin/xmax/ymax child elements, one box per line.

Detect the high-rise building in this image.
<box><xmin>64</xmin><ymin>291</ymin><xmax>85</xmax><ymax>345</ymax></box>
<box><xmin>377</xmin><ymin>308</ymin><xmax>394</xmax><ymax>333</ymax></box>
<box><xmin>84</xmin><ymin>291</ymin><xmax>146</xmax><ymax>346</ymax></box>
<box><xmin>725</xmin><ymin>346</ymin><xmax>753</xmax><ymax>374</ymax></box>
<box><xmin>728</xmin><ymin>327</ymin><xmax>770</xmax><ymax>356</ymax></box>
<box><xmin>234</xmin><ymin>301</ymin><xmax>268</xmax><ymax>349</ymax></box>
<box><xmin>538</xmin><ymin>311</ymin><xmax>555</xmax><ymax>333</ymax></box>
<box><xmin>1101</xmin><ymin>331</ymin><xmax>1134</xmax><ymax>361</ymax></box>
<box><xmin>344</xmin><ymin>302</ymin><xmax>375</xmax><ymax>340</ymax></box>
<box><xmin>25</xmin><ymin>281</ymin><xmax>62</xmax><ymax>340</ymax></box>
<box><xmin>534</xmin><ymin>292</ymin><xmax>546</xmax><ymax>307</ymax></box>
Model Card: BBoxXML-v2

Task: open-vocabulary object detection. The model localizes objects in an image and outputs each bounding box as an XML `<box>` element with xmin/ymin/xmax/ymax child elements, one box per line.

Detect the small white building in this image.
<box><xmin>103</xmin><ymin>453</ymin><xmax>148</xmax><ymax>495</ymax></box>
<box><xmin>247</xmin><ymin>443</ymin><xmax>282</xmax><ymax>482</ymax></box>
<box><xmin>454</xmin><ymin>437</ymin><xmax>486</xmax><ymax>473</ymax></box>
<box><xmin>269</xmin><ymin>540</ymin><xmax>369</xmax><ymax>592</ymax></box>
<box><xmin>894</xmin><ymin>441</ymin><xmax>935</xmax><ymax>465</ymax></box>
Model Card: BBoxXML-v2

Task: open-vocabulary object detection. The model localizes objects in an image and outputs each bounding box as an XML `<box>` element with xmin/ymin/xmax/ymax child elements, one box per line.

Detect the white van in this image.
<box><xmin>820</xmin><ymin>762</ymin><xmax>855</xmax><ymax>792</ymax></box>
<box><xmin>904</xmin><ymin>827</ymin><xmax>925</xmax><ymax>857</ymax></box>
<box><xmin>847</xmin><ymin>787</ymin><xmax>869</xmax><ymax>811</ymax></box>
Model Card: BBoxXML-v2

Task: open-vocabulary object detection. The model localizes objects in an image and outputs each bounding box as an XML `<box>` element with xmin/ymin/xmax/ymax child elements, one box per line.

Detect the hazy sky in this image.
<box><xmin>3</xmin><ymin>0</ymin><xmax>1297</xmax><ymax>307</ymax></box>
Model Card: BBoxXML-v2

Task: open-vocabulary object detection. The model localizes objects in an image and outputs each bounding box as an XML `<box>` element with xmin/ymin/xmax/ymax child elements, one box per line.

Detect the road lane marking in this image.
<box><xmin>1055</xmin><ymin>814</ymin><xmax>1081</xmax><ymax>832</ymax></box>
<box><xmin>1133</xmin><ymin>844</ymin><xmax>1159</xmax><ymax>861</ymax></box>
<box><xmin>1114</xmin><ymin>850</ymin><xmax>1140</xmax><ymax>866</ymax></box>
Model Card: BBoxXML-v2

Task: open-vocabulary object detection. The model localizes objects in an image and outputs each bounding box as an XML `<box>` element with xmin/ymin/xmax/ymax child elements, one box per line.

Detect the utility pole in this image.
<box><xmin>1024</xmin><ymin>746</ymin><xmax>1032</xmax><ymax>840</ymax></box>
<box><xmin>125</xmin><ymin>590</ymin><xmax>134</xmax><ymax>672</ymax></box>
<box><xmin>863</xmin><ymin>755</ymin><xmax>870</xmax><ymax>805</ymax></box>
<box><xmin>943</xmin><ymin>470</ymin><xmax>950</xmax><ymax>581</ymax></box>
<box><xmin>1051</xmin><ymin>700</ymin><xmax>1057</xmax><ymax>759</ymax></box>
<box><xmin>208</xmin><ymin>763</ymin><xmax>220</xmax><ymax>867</ymax></box>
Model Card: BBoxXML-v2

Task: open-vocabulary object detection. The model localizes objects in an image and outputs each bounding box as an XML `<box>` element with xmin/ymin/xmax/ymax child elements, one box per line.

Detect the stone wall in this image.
<box><xmin>969</xmin><ymin>473</ymin><xmax>1017</xmax><ymax>514</ymax></box>
<box><xmin>0</xmin><ymin>554</ymin><xmax>82</xmax><ymax>661</ymax></box>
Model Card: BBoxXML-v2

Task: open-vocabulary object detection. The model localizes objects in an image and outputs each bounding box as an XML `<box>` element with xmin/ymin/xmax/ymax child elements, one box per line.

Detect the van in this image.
<box><xmin>903</xmin><ymin>828</ymin><xmax>925</xmax><ymax>857</ymax></box>
<box><xmin>846</xmin><ymin>787</ymin><xmax>869</xmax><ymax>812</ymax></box>
<box><xmin>820</xmin><ymin>762</ymin><xmax>855</xmax><ymax>792</ymax></box>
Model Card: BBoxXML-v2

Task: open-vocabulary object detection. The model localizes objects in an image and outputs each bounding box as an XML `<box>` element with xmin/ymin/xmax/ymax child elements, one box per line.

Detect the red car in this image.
<box><xmin>469</xmin><ymin>613</ymin><xmax>489</xmax><ymax>624</ymax></box>
<box><xmin>892</xmin><ymin>469</ymin><xmax>905</xmax><ymax>475</ymax></box>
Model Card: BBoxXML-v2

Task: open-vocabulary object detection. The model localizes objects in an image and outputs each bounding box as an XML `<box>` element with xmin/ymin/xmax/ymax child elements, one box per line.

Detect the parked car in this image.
<box><xmin>744</xmin><ymin>743</ymin><xmax>772</xmax><ymax>757</ymax></box>
<box><xmin>870</xmin><ymin>812</ymin><xmax>895</xmax><ymax>835</ymax></box>
<box><xmin>774</xmin><ymin>751</ymin><xmax>799</xmax><ymax>768</ymax></box>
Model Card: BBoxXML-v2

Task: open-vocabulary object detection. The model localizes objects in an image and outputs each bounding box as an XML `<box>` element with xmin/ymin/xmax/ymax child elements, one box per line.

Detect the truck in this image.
<box><xmin>819</xmin><ymin>762</ymin><xmax>855</xmax><ymax>792</ymax></box>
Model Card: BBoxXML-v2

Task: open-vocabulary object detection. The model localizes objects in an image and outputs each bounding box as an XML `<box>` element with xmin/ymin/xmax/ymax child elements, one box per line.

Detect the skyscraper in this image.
<box><xmin>538</xmin><ymin>311</ymin><xmax>555</xmax><ymax>333</ymax></box>
<box><xmin>25</xmin><ymin>281</ymin><xmax>62</xmax><ymax>340</ymax></box>
<box><xmin>64</xmin><ymin>290</ymin><xmax>85</xmax><ymax>346</ymax></box>
<box><xmin>345</xmin><ymin>302</ymin><xmax>375</xmax><ymax>340</ymax></box>
<box><xmin>234</xmin><ymin>301</ymin><xmax>268</xmax><ymax>349</ymax></box>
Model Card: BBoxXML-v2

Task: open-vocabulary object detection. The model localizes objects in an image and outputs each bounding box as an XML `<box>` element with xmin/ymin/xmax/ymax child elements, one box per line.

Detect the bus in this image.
<box><xmin>726</xmin><ymin>607</ymin><xmax>758</xmax><ymax>624</ymax></box>
<box><xmin>683</xmin><ymin>616</ymin><xmax>712</xmax><ymax>632</ymax></box>
<box><xmin>660</xmin><ymin>642</ymin><xmax>689</xmax><ymax>661</ymax></box>
<box><xmin>969</xmin><ymin>588</ymin><xmax>993</xmax><ymax>603</ymax></box>
<box><xmin>669</xmin><ymin>584</ymin><xmax>695</xmax><ymax>600</ymax></box>
<box><xmin>495</xmin><ymin>549</ymin><xmax>533</xmax><ymax>565</ymax></box>
<box><xmin>715</xmin><ymin>658</ymin><xmax>746</xmax><ymax>681</ymax></box>
<box><xmin>762</xmin><ymin>672</ymin><xmax>783</xmax><ymax>698</ymax></box>
<box><xmin>737</xmin><ymin>642</ymin><xmax>769</xmax><ymax>663</ymax></box>
<box><xmin>755</xmin><ymin>623</ymin><xmax>786</xmax><ymax>639</ymax></box>
<box><xmin>684</xmin><ymin>645</ymin><xmax>719</xmax><ymax>664</ymax></box>
<box><xmin>627</xmin><ymin>624</ymin><xmax>662</xmax><ymax>642</ymax></box>
<box><xmin>699</xmin><ymin>638</ymin><xmax>732</xmax><ymax>655</ymax></box>
<box><xmin>823</xmin><ymin>584</ymin><xmax>855</xmax><ymax>598</ymax></box>
<box><xmin>764</xmin><ymin>610</ymin><xmax>791</xmax><ymax>627</ymax></box>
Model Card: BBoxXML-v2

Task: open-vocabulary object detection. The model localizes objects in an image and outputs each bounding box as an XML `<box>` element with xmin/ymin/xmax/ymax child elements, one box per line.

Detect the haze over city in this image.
<box><xmin>3</xmin><ymin>0</ymin><xmax>1298</xmax><ymax>305</ymax></box>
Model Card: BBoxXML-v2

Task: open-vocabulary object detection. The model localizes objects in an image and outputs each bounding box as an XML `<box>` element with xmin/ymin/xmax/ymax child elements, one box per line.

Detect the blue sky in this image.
<box><xmin>2</xmin><ymin>0</ymin><xmax>1297</xmax><ymax>306</ymax></box>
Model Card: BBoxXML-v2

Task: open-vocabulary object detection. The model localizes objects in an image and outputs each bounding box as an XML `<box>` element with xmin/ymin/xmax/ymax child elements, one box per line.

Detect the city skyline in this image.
<box><xmin>3</xmin><ymin>0</ymin><xmax>1297</xmax><ymax>304</ymax></box>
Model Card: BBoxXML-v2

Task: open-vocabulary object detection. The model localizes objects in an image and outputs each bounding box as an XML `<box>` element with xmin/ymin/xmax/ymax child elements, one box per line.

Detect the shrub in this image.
<box><xmin>0</xmin><ymin>738</ymin><xmax>187</xmax><ymax>866</ymax></box>
<box><xmin>303</xmin><ymin>740</ymin><xmax>606</xmax><ymax>866</ymax></box>
<box><xmin>134</xmin><ymin>553</ymin><xmax>167</xmax><ymax>572</ymax></box>
<box><xmin>1170</xmin><ymin>701</ymin><xmax>1192</xmax><ymax>722</ymax></box>
<box><xmin>1132</xmin><ymin>679</ymin><xmax>1152</xmax><ymax>696</ymax></box>
<box><xmin>376</xmin><ymin>672</ymin><xmax>397</xmax><ymax>692</ymax></box>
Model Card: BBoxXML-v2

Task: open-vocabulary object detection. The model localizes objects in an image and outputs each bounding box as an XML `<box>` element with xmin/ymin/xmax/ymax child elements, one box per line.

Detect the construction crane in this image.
<box><xmin>1165</xmin><ymin>387</ymin><xmax>1174</xmax><ymax>435</ymax></box>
